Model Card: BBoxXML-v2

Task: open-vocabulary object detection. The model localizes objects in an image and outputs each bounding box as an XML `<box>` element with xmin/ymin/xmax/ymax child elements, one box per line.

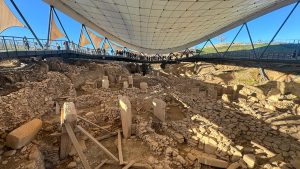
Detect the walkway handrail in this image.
<box><xmin>1</xmin><ymin>35</ymin><xmax>300</xmax><ymax>63</ymax></box>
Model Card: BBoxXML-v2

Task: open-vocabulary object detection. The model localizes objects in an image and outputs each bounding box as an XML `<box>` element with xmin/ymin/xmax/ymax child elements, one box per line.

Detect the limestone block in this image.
<box><xmin>233</xmin><ymin>85</ymin><xmax>243</xmax><ymax>100</ymax></box>
<box><xmin>227</xmin><ymin>162</ymin><xmax>241</xmax><ymax>169</ymax></box>
<box><xmin>128</xmin><ymin>76</ymin><xmax>133</xmax><ymax>86</ymax></box>
<box><xmin>123</xmin><ymin>81</ymin><xmax>129</xmax><ymax>89</ymax></box>
<box><xmin>152</xmin><ymin>98</ymin><xmax>166</xmax><ymax>122</ymax></box>
<box><xmin>117</xmin><ymin>76</ymin><xmax>122</xmax><ymax>83</ymax></box>
<box><xmin>140</xmin><ymin>82</ymin><xmax>148</xmax><ymax>92</ymax></box>
<box><xmin>222</xmin><ymin>94</ymin><xmax>231</xmax><ymax>103</ymax></box>
<box><xmin>174</xmin><ymin>133</ymin><xmax>184</xmax><ymax>143</ymax></box>
<box><xmin>102</xmin><ymin>79</ymin><xmax>109</xmax><ymax>89</ymax></box>
<box><xmin>277</xmin><ymin>81</ymin><xmax>287</xmax><ymax>95</ymax></box>
<box><xmin>204</xmin><ymin>138</ymin><xmax>218</xmax><ymax>154</ymax></box>
<box><xmin>6</xmin><ymin>119</ymin><xmax>42</xmax><ymax>149</ymax></box>
<box><xmin>195</xmin><ymin>154</ymin><xmax>228</xmax><ymax>168</ymax></box>
<box><xmin>243</xmin><ymin>154</ymin><xmax>256</xmax><ymax>168</ymax></box>
<box><xmin>118</xmin><ymin>96</ymin><xmax>132</xmax><ymax>138</ymax></box>
<box><xmin>103</xmin><ymin>76</ymin><xmax>108</xmax><ymax>80</ymax></box>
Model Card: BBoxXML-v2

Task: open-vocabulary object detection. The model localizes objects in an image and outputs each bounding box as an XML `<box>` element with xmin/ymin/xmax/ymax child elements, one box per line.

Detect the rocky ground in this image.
<box><xmin>0</xmin><ymin>59</ymin><xmax>300</xmax><ymax>169</ymax></box>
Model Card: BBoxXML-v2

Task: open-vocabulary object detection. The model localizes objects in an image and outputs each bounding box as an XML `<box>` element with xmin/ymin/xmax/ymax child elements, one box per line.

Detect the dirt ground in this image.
<box><xmin>1</xmin><ymin>59</ymin><xmax>300</xmax><ymax>169</ymax></box>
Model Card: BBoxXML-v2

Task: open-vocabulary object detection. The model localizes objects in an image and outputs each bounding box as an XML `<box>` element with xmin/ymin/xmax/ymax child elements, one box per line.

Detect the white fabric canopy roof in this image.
<box><xmin>44</xmin><ymin>0</ymin><xmax>297</xmax><ymax>54</ymax></box>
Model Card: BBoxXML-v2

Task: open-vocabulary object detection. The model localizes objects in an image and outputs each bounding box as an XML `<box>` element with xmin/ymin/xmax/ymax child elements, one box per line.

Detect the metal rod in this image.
<box><xmin>83</xmin><ymin>25</ymin><xmax>96</xmax><ymax>50</ymax></box>
<box><xmin>209</xmin><ymin>39</ymin><xmax>221</xmax><ymax>57</ymax></box>
<box><xmin>53</xmin><ymin>7</ymin><xmax>70</xmax><ymax>42</ymax></box>
<box><xmin>47</xmin><ymin>6</ymin><xmax>53</xmax><ymax>47</ymax></box>
<box><xmin>198</xmin><ymin>40</ymin><xmax>209</xmax><ymax>56</ymax></box>
<box><xmin>105</xmin><ymin>37</ymin><xmax>114</xmax><ymax>52</ymax></box>
<box><xmin>78</xmin><ymin>24</ymin><xmax>84</xmax><ymax>45</ymax></box>
<box><xmin>12</xmin><ymin>37</ymin><xmax>18</xmax><ymax>57</ymax></box>
<box><xmin>9</xmin><ymin>0</ymin><xmax>43</xmax><ymax>49</ymax></box>
<box><xmin>223</xmin><ymin>24</ymin><xmax>245</xmax><ymax>58</ymax></box>
<box><xmin>245</xmin><ymin>23</ymin><xmax>257</xmax><ymax>58</ymax></box>
<box><xmin>2</xmin><ymin>37</ymin><xmax>9</xmax><ymax>57</ymax></box>
<box><xmin>259</xmin><ymin>1</ymin><xmax>299</xmax><ymax>58</ymax></box>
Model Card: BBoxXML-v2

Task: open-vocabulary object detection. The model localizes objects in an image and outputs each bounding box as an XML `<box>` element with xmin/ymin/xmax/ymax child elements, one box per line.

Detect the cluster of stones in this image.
<box><xmin>161</xmin><ymin>75</ymin><xmax>300</xmax><ymax>168</ymax></box>
<box><xmin>0</xmin><ymin>118</ymin><xmax>44</xmax><ymax>168</ymax></box>
<box><xmin>0</xmin><ymin>72</ymin><xmax>75</xmax><ymax>132</ymax></box>
<box><xmin>135</xmin><ymin>116</ymin><xmax>176</xmax><ymax>155</ymax></box>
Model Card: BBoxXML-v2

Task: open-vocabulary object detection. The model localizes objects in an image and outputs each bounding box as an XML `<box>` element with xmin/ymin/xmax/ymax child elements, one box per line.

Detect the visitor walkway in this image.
<box><xmin>1</xmin><ymin>35</ymin><xmax>300</xmax><ymax>64</ymax></box>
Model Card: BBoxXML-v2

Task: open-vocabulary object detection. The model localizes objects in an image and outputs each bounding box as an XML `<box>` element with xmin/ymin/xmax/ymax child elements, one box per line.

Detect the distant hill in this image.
<box><xmin>196</xmin><ymin>43</ymin><xmax>300</xmax><ymax>54</ymax></box>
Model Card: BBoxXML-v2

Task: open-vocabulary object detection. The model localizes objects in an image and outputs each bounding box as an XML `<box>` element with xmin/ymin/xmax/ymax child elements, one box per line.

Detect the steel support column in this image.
<box><xmin>47</xmin><ymin>6</ymin><xmax>53</xmax><ymax>47</ymax></box>
<box><xmin>245</xmin><ymin>23</ymin><xmax>257</xmax><ymax>58</ymax></box>
<box><xmin>223</xmin><ymin>24</ymin><xmax>245</xmax><ymax>58</ymax></box>
<box><xmin>53</xmin><ymin>7</ymin><xmax>70</xmax><ymax>42</ymax></box>
<box><xmin>209</xmin><ymin>39</ymin><xmax>221</xmax><ymax>57</ymax></box>
<box><xmin>83</xmin><ymin>25</ymin><xmax>96</xmax><ymax>50</ymax></box>
<box><xmin>259</xmin><ymin>1</ymin><xmax>299</xmax><ymax>58</ymax></box>
<box><xmin>105</xmin><ymin>37</ymin><xmax>114</xmax><ymax>52</ymax></box>
<box><xmin>197</xmin><ymin>40</ymin><xmax>209</xmax><ymax>57</ymax></box>
<box><xmin>9</xmin><ymin>0</ymin><xmax>43</xmax><ymax>49</ymax></box>
<box><xmin>78</xmin><ymin>25</ymin><xmax>84</xmax><ymax>46</ymax></box>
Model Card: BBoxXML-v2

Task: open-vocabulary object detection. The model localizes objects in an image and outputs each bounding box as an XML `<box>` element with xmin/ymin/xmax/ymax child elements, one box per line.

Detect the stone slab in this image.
<box><xmin>152</xmin><ymin>98</ymin><xmax>166</xmax><ymax>122</ymax></box>
<box><xmin>6</xmin><ymin>119</ymin><xmax>42</xmax><ymax>149</ymax></box>
<box><xmin>102</xmin><ymin>79</ymin><xmax>109</xmax><ymax>89</ymax></box>
<box><xmin>118</xmin><ymin>96</ymin><xmax>132</xmax><ymax>138</ymax></box>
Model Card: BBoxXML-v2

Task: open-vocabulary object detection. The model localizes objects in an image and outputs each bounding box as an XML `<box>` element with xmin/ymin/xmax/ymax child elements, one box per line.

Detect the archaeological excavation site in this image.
<box><xmin>0</xmin><ymin>58</ymin><xmax>300</xmax><ymax>169</ymax></box>
<box><xmin>1</xmin><ymin>0</ymin><xmax>300</xmax><ymax>168</ymax></box>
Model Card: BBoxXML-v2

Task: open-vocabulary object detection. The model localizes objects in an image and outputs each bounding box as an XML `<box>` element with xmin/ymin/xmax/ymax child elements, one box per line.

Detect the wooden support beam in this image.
<box><xmin>117</xmin><ymin>130</ymin><xmax>124</xmax><ymax>165</ymax></box>
<box><xmin>103</xmin><ymin>160</ymin><xmax>152</xmax><ymax>169</ymax></box>
<box><xmin>96</xmin><ymin>132</ymin><xmax>118</xmax><ymax>141</ymax></box>
<box><xmin>122</xmin><ymin>160</ymin><xmax>135</xmax><ymax>169</ymax></box>
<box><xmin>76</xmin><ymin>125</ymin><xmax>119</xmax><ymax>162</ymax></box>
<box><xmin>65</xmin><ymin>123</ymin><xmax>91</xmax><ymax>169</ymax></box>
<box><xmin>94</xmin><ymin>159</ymin><xmax>108</xmax><ymax>169</ymax></box>
<box><xmin>77</xmin><ymin>115</ymin><xmax>111</xmax><ymax>133</ymax></box>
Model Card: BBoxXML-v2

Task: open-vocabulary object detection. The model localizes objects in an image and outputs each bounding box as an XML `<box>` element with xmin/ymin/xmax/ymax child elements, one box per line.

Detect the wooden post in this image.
<box><xmin>76</xmin><ymin>125</ymin><xmax>119</xmax><ymax>162</ymax></box>
<box><xmin>117</xmin><ymin>130</ymin><xmax>124</xmax><ymax>164</ymax></box>
<box><xmin>60</xmin><ymin>102</ymin><xmax>77</xmax><ymax>159</ymax></box>
<box><xmin>95</xmin><ymin>159</ymin><xmax>108</xmax><ymax>169</ymax></box>
<box><xmin>65</xmin><ymin>123</ymin><xmax>91</xmax><ymax>169</ymax></box>
<box><xmin>122</xmin><ymin>160</ymin><xmax>136</xmax><ymax>169</ymax></box>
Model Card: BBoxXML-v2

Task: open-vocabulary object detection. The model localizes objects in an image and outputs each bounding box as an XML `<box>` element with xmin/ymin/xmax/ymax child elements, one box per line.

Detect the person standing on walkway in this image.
<box><xmin>23</xmin><ymin>36</ymin><xmax>29</xmax><ymax>50</ymax></box>
<box><xmin>56</xmin><ymin>43</ymin><xmax>60</xmax><ymax>50</ymax></box>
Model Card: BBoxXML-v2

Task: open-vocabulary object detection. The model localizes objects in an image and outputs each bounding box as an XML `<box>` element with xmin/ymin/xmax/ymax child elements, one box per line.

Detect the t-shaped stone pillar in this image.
<box><xmin>118</xmin><ymin>96</ymin><xmax>132</xmax><ymax>138</ymax></box>
<box><xmin>128</xmin><ymin>76</ymin><xmax>133</xmax><ymax>87</ymax></box>
<box><xmin>123</xmin><ymin>81</ymin><xmax>129</xmax><ymax>89</ymax></box>
<box><xmin>152</xmin><ymin>98</ymin><xmax>166</xmax><ymax>122</ymax></box>
<box><xmin>102</xmin><ymin>79</ymin><xmax>109</xmax><ymax>89</ymax></box>
<box><xmin>140</xmin><ymin>82</ymin><xmax>148</xmax><ymax>93</ymax></box>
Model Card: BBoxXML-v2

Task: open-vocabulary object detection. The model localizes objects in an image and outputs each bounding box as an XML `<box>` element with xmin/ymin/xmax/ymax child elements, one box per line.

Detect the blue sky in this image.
<box><xmin>2</xmin><ymin>0</ymin><xmax>300</xmax><ymax>50</ymax></box>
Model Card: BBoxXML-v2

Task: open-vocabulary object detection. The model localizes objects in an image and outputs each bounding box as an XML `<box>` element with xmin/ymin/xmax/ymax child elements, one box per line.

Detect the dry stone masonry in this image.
<box><xmin>1</xmin><ymin>60</ymin><xmax>300</xmax><ymax>169</ymax></box>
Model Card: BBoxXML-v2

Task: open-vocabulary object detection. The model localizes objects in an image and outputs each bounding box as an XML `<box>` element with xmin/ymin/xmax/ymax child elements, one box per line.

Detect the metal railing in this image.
<box><xmin>0</xmin><ymin>35</ymin><xmax>112</xmax><ymax>57</ymax></box>
<box><xmin>1</xmin><ymin>35</ymin><xmax>300</xmax><ymax>63</ymax></box>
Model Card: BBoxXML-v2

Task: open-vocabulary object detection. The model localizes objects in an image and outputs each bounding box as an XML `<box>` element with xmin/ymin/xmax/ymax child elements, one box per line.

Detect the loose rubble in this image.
<box><xmin>0</xmin><ymin>59</ymin><xmax>300</xmax><ymax>169</ymax></box>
